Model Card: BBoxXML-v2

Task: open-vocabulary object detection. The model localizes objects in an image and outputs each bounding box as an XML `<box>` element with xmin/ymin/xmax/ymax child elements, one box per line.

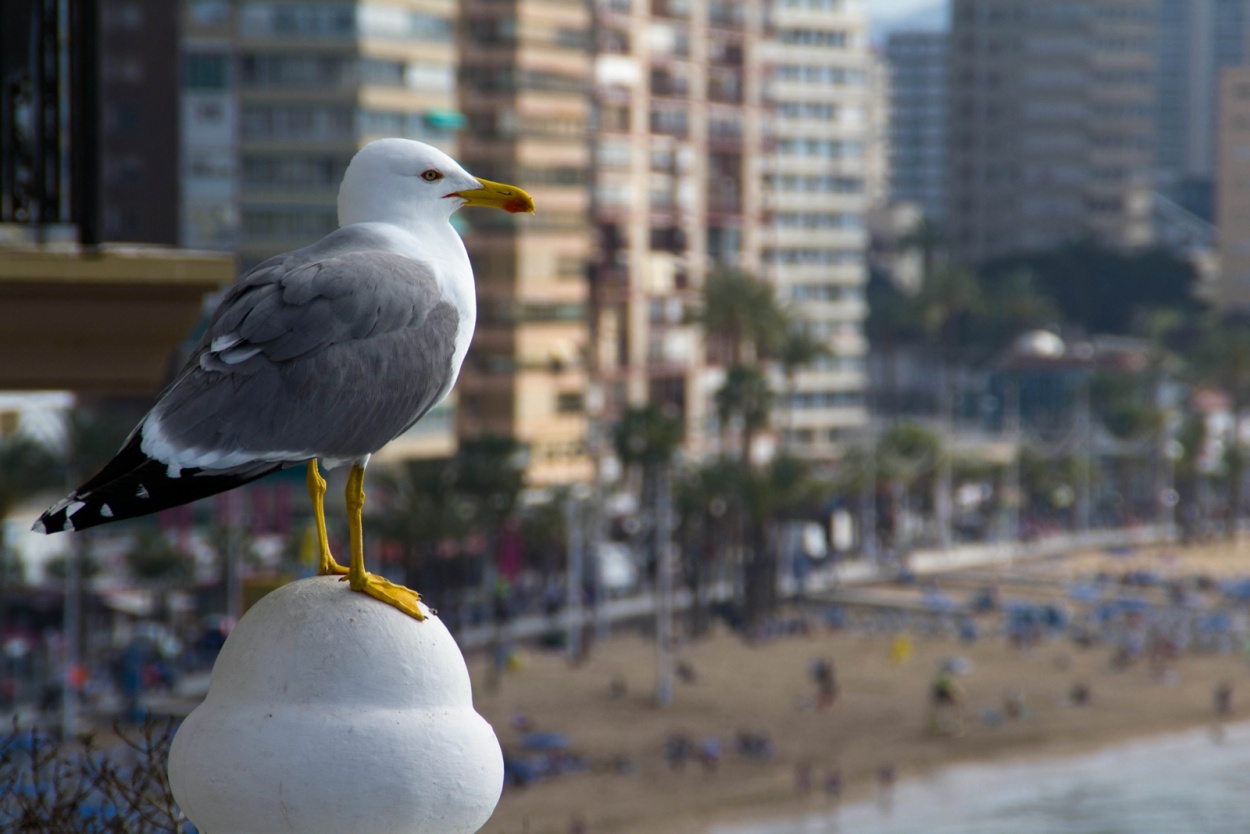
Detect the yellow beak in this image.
<box><xmin>452</xmin><ymin>178</ymin><xmax>535</xmax><ymax>214</ymax></box>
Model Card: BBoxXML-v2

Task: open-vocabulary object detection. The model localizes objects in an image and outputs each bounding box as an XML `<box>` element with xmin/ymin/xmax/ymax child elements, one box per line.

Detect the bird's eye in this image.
<box><xmin>421</xmin><ymin>169</ymin><xmax>443</xmax><ymax>182</ymax></box>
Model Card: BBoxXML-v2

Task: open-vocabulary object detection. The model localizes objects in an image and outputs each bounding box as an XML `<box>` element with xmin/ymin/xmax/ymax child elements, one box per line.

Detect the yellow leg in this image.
<box><xmin>307</xmin><ymin>460</ymin><xmax>347</xmax><ymax>576</ymax></box>
<box><xmin>344</xmin><ymin>462</ymin><xmax>426</xmax><ymax>621</ymax></box>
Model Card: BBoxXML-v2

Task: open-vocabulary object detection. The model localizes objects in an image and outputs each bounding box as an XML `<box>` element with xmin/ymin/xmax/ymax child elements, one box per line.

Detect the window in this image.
<box><xmin>777</xmin><ymin>29</ymin><xmax>849</xmax><ymax>48</ymax></box>
<box><xmin>557</xmin><ymin>392</ymin><xmax>585</xmax><ymax>414</ymax></box>
<box><xmin>194</xmin><ymin>100</ymin><xmax>224</xmax><ymax>123</ymax></box>
<box><xmin>361</xmin><ymin>58</ymin><xmax>405</xmax><ymax>86</ymax></box>
<box><xmin>241</xmin><ymin>155</ymin><xmax>352</xmax><ymax>190</ymax></box>
<box><xmin>242</xmin><ymin>105</ymin><xmax>355</xmax><ymax>140</ymax></box>
<box><xmin>358</xmin><ymin>6</ymin><xmax>452</xmax><ymax>40</ymax></box>
<box><xmin>240</xmin><ymin>54</ymin><xmax>354</xmax><ymax>87</ymax></box>
<box><xmin>240</xmin><ymin>3</ymin><xmax>354</xmax><ymax>37</ymax></box>
<box><xmin>185</xmin><ymin>54</ymin><xmax>228</xmax><ymax>90</ymax></box>
<box><xmin>189</xmin><ymin>1</ymin><xmax>230</xmax><ymax>25</ymax></box>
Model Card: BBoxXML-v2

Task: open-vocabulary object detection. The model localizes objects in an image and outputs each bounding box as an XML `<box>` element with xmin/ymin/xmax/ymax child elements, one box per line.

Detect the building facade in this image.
<box><xmin>1157</xmin><ymin>0</ymin><xmax>1250</xmax><ymax>221</ymax></box>
<box><xmin>100</xmin><ymin>0</ymin><xmax>183</xmax><ymax>244</ymax></box>
<box><xmin>455</xmin><ymin>0</ymin><xmax>594</xmax><ymax>484</ymax></box>
<box><xmin>760</xmin><ymin>0</ymin><xmax>871</xmax><ymax>455</ymax></box>
<box><xmin>1216</xmin><ymin>67</ymin><xmax>1250</xmax><ymax>310</ymax></box>
<box><xmin>947</xmin><ymin>0</ymin><xmax>1159</xmax><ymax>265</ymax></box>
<box><xmin>182</xmin><ymin>0</ymin><xmax>240</xmax><ymax>251</ymax></box>
<box><xmin>588</xmin><ymin>0</ymin><xmax>766</xmax><ymax>455</ymax></box>
<box><xmin>884</xmin><ymin>30</ymin><xmax>946</xmax><ymax>223</ymax></box>
<box><xmin>179</xmin><ymin>0</ymin><xmax>463</xmax><ymax>459</ymax></box>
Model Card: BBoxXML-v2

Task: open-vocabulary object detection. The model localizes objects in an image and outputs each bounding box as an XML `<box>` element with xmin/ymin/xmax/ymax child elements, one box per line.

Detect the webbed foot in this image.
<box><xmin>343</xmin><ymin>572</ymin><xmax>427</xmax><ymax>621</ymax></box>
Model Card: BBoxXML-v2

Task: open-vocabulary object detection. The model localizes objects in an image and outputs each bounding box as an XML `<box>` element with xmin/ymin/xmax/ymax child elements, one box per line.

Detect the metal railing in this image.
<box><xmin>1</xmin><ymin>0</ymin><xmax>98</xmax><ymax>244</ymax></box>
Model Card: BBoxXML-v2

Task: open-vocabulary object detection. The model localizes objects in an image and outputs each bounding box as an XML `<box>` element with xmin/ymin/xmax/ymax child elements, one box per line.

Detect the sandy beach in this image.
<box><xmin>467</xmin><ymin>540</ymin><xmax>1250</xmax><ymax>834</ymax></box>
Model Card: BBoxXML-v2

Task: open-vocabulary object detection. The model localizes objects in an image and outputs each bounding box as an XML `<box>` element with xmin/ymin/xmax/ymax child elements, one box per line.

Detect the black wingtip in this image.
<box><xmin>35</xmin><ymin>425</ymin><xmax>290</xmax><ymax>534</ymax></box>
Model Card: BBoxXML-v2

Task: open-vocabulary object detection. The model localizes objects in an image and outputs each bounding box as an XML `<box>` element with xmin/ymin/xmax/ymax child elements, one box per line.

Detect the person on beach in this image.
<box><xmin>1213</xmin><ymin>680</ymin><xmax>1233</xmax><ymax>719</ymax></box>
<box><xmin>698</xmin><ymin>737</ymin><xmax>722</xmax><ymax>775</ymax></box>
<box><xmin>928</xmin><ymin>668</ymin><xmax>965</xmax><ymax>735</ymax></box>
<box><xmin>811</xmin><ymin>658</ymin><xmax>838</xmax><ymax>710</ymax></box>
<box><xmin>795</xmin><ymin>761</ymin><xmax>813</xmax><ymax>796</ymax></box>
<box><xmin>823</xmin><ymin>766</ymin><xmax>843</xmax><ymax>801</ymax></box>
<box><xmin>876</xmin><ymin>763</ymin><xmax>896</xmax><ymax>812</ymax></box>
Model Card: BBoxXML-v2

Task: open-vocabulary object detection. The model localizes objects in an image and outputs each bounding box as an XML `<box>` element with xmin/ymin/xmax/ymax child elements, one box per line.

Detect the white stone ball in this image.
<box><xmin>168</xmin><ymin>576</ymin><xmax>502</xmax><ymax>834</ymax></box>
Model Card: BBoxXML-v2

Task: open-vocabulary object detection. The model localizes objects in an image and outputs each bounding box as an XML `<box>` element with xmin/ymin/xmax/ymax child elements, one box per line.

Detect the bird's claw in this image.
<box><xmin>344</xmin><ymin>571</ymin><xmax>427</xmax><ymax>621</ymax></box>
<box><xmin>318</xmin><ymin>556</ymin><xmax>349</xmax><ymax>576</ymax></box>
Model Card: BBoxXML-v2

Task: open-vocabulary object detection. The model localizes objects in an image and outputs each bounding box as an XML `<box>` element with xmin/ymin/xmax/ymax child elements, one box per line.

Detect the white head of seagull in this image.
<box><xmin>337</xmin><ymin>139</ymin><xmax>534</xmax><ymax>230</ymax></box>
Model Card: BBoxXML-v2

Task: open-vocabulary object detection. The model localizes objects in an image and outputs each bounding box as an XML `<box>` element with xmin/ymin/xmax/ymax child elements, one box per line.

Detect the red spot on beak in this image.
<box><xmin>503</xmin><ymin>197</ymin><xmax>531</xmax><ymax>214</ymax></box>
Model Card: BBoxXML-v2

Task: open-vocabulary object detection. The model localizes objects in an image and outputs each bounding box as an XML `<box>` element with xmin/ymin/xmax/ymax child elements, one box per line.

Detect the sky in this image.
<box><xmin>866</xmin><ymin>0</ymin><xmax>947</xmax><ymax>41</ymax></box>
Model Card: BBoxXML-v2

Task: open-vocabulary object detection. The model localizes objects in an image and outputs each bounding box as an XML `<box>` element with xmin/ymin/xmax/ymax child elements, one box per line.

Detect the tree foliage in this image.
<box><xmin>367</xmin><ymin>435</ymin><xmax>527</xmax><ymax>590</ymax></box>
<box><xmin>613</xmin><ymin>404</ymin><xmax>683</xmax><ymax>469</ymax></box>
<box><xmin>701</xmin><ymin>268</ymin><xmax>788</xmax><ymax>363</ymax></box>
<box><xmin>980</xmin><ymin>240</ymin><xmax>1197</xmax><ymax>336</ymax></box>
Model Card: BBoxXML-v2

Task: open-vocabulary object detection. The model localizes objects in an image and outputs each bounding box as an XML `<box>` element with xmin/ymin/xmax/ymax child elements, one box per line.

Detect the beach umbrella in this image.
<box><xmin>939</xmin><ymin>656</ymin><xmax>972</xmax><ymax>675</ymax></box>
<box><xmin>521</xmin><ymin>732</ymin><xmax>571</xmax><ymax>751</ymax></box>
<box><xmin>1069</xmin><ymin>584</ymin><xmax>1101</xmax><ymax>603</ymax></box>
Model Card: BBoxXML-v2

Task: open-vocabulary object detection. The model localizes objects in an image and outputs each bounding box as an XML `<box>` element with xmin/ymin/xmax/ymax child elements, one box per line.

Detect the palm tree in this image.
<box><xmin>701</xmin><ymin>268</ymin><xmax>787</xmax><ymax>365</ymax></box>
<box><xmin>613</xmin><ymin>404</ymin><xmax>684</xmax><ymax>473</ymax></box>
<box><xmin>715</xmin><ymin>364</ymin><xmax>774</xmax><ymax>463</ymax></box>
<box><xmin>1192</xmin><ymin>315</ymin><xmax>1250</xmax><ymax>538</ymax></box>
<box><xmin>916</xmin><ymin>267</ymin><xmax>983</xmax><ymax>548</ymax></box>
<box><xmin>775</xmin><ymin>325</ymin><xmax>833</xmax><ymax>451</ymax></box>
<box><xmin>876</xmin><ymin>422</ymin><xmax>943</xmax><ymax>549</ymax></box>
<box><xmin>368</xmin><ymin>458</ymin><xmax>471</xmax><ymax>602</ymax></box>
<box><xmin>614</xmin><ymin>404</ymin><xmax>684</xmax><ymax>598</ymax></box>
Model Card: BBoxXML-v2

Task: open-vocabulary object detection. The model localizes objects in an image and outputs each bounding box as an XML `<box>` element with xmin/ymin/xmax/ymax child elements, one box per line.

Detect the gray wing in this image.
<box><xmin>146</xmin><ymin>227</ymin><xmax>460</xmax><ymax>470</ymax></box>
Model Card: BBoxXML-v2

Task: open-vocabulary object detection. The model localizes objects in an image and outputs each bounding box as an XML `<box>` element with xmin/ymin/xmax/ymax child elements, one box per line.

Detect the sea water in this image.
<box><xmin>712</xmin><ymin>722</ymin><xmax>1250</xmax><ymax>834</ymax></box>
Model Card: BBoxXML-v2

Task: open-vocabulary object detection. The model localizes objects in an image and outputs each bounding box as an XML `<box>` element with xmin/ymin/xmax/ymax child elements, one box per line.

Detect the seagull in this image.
<box><xmin>33</xmin><ymin>138</ymin><xmax>534</xmax><ymax>621</ymax></box>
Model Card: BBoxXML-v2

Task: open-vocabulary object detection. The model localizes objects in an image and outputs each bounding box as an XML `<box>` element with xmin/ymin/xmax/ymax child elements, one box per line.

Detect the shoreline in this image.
<box><xmin>705</xmin><ymin>718</ymin><xmax>1250</xmax><ymax>834</ymax></box>
<box><xmin>472</xmin><ymin>541</ymin><xmax>1250</xmax><ymax>834</ymax></box>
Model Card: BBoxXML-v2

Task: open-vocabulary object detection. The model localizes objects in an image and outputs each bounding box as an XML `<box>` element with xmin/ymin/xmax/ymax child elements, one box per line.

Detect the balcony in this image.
<box><xmin>2</xmin><ymin>0</ymin><xmax>235</xmax><ymax>394</ymax></box>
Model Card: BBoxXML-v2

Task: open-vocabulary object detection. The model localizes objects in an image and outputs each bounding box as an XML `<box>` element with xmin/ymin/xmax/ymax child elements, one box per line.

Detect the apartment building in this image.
<box><xmin>587</xmin><ymin>0</ymin><xmax>870</xmax><ymax>460</ymax></box>
<box><xmin>182</xmin><ymin>1</ymin><xmax>240</xmax><ymax>251</ymax></box>
<box><xmin>947</xmin><ymin>0</ymin><xmax>1158</xmax><ymax>265</ymax></box>
<box><xmin>231</xmin><ymin>1</ymin><xmax>460</xmax><ymax>270</ymax></box>
<box><xmin>587</xmin><ymin>0</ymin><xmax>764</xmax><ymax>456</ymax></box>
<box><xmin>759</xmin><ymin>0</ymin><xmax>871</xmax><ymax>455</ymax></box>
<box><xmin>455</xmin><ymin>0</ymin><xmax>595</xmax><ymax>484</ymax></box>
<box><xmin>179</xmin><ymin>0</ymin><xmax>462</xmax><ymax>459</ymax></box>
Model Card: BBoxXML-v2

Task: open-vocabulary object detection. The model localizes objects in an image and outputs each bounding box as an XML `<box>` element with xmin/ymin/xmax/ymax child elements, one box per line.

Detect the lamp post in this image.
<box><xmin>565</xmin><ymin>485</ymin><xmax>592</xmax><ymax>664</ymax></box>
<box><xmin>860</xmin><ymin>434</ymin><xmax>878</xmax><ymax>564</ymax></box>
<box><xmin>1163</xmin><ymin>438</ymin><xmax>1183</xmax><ymax>539</ymax></box>
<box><xmin>1075</xmin><ymin>370</ymin><xmax>1092</xmax><ymax>535</ymax></box>
<box><xmin>654</xmin><ymin>464</ymin><xmax>674</xmax><ymax>706</ymax></box>
<box><xmin>1005</xmin><ymin>374</ymin><xmax>1021</xmax><ymax>550</ymax></box>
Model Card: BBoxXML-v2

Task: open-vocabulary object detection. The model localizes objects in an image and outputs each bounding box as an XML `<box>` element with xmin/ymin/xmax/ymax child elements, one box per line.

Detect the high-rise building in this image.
<box><xmin>454</xmin><ymin>0</ymin><xmax>595</xmax><ymax>484</ymax></box>
<box><xmin>884</xmin><ymin>30</ymin><xmax>947</xmax><ymax>223</ymax></box>
<box><xmin>182</xmin><ymin>0</ymin><xmax>239</xmax><ymax>251</ymax></box>
<box><xmin>761</xmin><ymin>0</ymin><xmax>872</xmax><ymax>455</ymax></box>
<box><xmin>1216</xmin><ymin>66</ymin><xmax>1250</xmax><ymax>310</ymax></box>
<box><xmin>586</xmin><ymin>0</ymin><xmax>871</xmax><ymax>460</ymax></box>
<box><xmin>588</xmin><ymin>0</ymin><xmax>768</xmax><ymax>455</ymax></box>
<box><xmin>100</xmin><ymin>0</ymin><xmax>182</xmax><ymax>244</ymax></box>
<box><xmin>231</xmin><ymin>1</ymin><xmax>460</xmax><ymax>270</ymax></box>
<box><xmin>178</xmin><ymin>0</ymin><xmax>463</xmax><ymax>460</ymax></box>
<box><xmin>1157</xmin><ymin>0</ymin><xmax>1250</xmax><ymax>221</ymax></box>
<box><xmin>174</xmin><ymin>0</ymin><xmax>872</xmax><ymax>476</ymax></box>
<box><xmin>947</xmin><ymin>0</ymin><xmax>1158</xmax><ymax>265</ymax></box>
